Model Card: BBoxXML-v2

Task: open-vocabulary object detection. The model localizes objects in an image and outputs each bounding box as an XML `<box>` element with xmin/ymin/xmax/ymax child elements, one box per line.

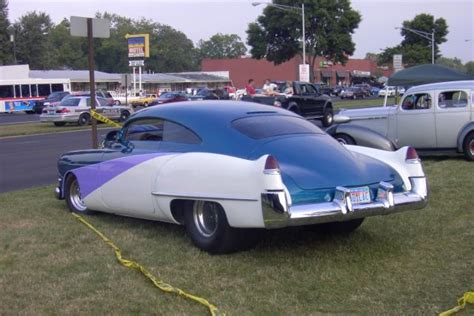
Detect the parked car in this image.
<box><xmin>340</xmin><ymin>86</ymin><xmax>366</xmax><ymax>99</ymax></box>
<box><xmin>55</xmin><ymin>101</ymin><xmax>428</xmax><ymax>253</ymax></box>
<box><xmin>71</xmin><ymin>90</ymin><xmax>115</xmax><ymax>105</ymax></box>
<box><xmin>241</xmin><ymin>81</ymin><xmax>334</xmax><ymax>127</ymax></box>
<box><xmin>354</xmin><ymin>83</ymin><xmax>371</xmax><ymax>96</ymax></box>
<box><xmin>188</xmin><ymin>88</ymin><xmax>223</xmax><ymax>100</ymax></box>
<box><xmin>331</xmin><ymin>85</ymin><xmax>345</xmax><ymax>97</ymax></box>
<box><xmin>131</xmin><ymin>94</ymin><xmax>158</xmax><ymax>108</ymax></box>
<box><xmin>328</xmin><ymin>80</ymin><xmax>474</xmax><ymax>160</ymax></box>
<box><xmin>149</xmin><ymin>92</ymin><xmax>188</xmax><ymax>105</ymax></box>
<box><xmin>312</xmin><ymin>83</ymin><xmax>333</xmax><ymax>96</ymax></box>
<box><xmin>40</xmin><ymin>96</ymin><xmax>132</xmax><ymax>126</ymax></box>
<box><xmin>33</xmin><ymin>91</ymin><xmax>70</xmax><ymax>114</ymax></box>
<box><xmin>370</xmin><ymin>86</ymin><xmax>381</xmax><ymax>95</ymax></box>
<box><xmin>378</xmin><ymin>86</ymin><xmax>405</xmax><ymax>97</ymax></box>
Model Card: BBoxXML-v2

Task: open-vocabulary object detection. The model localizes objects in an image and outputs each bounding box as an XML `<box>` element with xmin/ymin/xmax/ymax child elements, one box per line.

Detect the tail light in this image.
<box><xmin>405</xmin><ymin>147</ymin><xmax>420</xmax><ymax>163</ymax></box>
<box><xmin>56</xmin><ymin>108</ymin><xmax>70</xmax><ymax>113</ymax></box>
<box><xmin>264</xmin><ymin>155</ymin><xmax>280</xmax><ymax>175</ymax></box>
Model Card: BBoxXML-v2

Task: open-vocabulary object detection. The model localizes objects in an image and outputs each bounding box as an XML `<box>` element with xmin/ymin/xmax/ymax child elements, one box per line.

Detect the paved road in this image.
<box><xmin>0</xmin><ymin>129</ymin><xmax>111</xmax><ymax>193</ymax></box>
<box><xmin>0</xmin><ymin>113</ymin><xmax>40</xmax><ymax>125</ymax></box>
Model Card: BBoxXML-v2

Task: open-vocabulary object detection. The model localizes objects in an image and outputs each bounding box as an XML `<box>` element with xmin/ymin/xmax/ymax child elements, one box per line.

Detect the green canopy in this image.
<box><xmin>387</xmin><ymin>64</ymin><xmax>474</xmax><ymax>87</ymax></box>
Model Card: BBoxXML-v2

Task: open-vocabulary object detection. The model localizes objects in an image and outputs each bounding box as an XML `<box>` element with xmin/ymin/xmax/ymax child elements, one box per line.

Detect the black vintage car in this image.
<box><xmin>241</xmin><ymin>81</ymin><xmax>334</xmax><ymax>127</ymax></box>
<box><xmin>33</xmin><ymin>91</ymin><xmax>70</xmax><ymax>114</ymax></box>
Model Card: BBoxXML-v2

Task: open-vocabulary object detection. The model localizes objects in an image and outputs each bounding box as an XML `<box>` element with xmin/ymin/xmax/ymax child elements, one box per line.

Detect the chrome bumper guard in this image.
<box><xmin>262</xmin><ymin>177</ymin><xmax>428</xmax><ymax>228</ymax></box>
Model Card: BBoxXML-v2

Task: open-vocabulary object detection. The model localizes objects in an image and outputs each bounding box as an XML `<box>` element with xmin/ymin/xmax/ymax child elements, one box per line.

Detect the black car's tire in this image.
<box><xmin>322</xmin><ymin>107</ymin><xmax>334</xmax><ymax>127</ymax></box>
<box><xmin>120</xmin><ymin>110</ymin><xmax>130</xmax><ymax>122</ymax></box>
<box><xmin>288</xmin><ymin>106</ymin><xmax>301</xmax><ymax>115</ymax></box>
<box><xmin>463</xmin><ymin>132</ymin><xmax>474</xmax><ymax>161</ymax></box>
<box><xmin>184</xmin><ymin>200</ymin><xmax>258</xmax><ymax>254</ymax></box>
<box><xmin>319</xmin><ymin>218</ymin><xmax>365</xmax><ymax>234</ymax></box>
<box><xmin>54</xmin><ymin>122</ymin><xmax>66</xmax><ymax>127</ymax></box>
<box><xmin>78</xmin><ymin>113</ymin><xmax>90</xmax><ymax>126</ymax></box>
<box><xmin>334</xmin><ymin>133</ymin><xmax>356</xmax><ymax>145</ymax></box>
<box><xmin>64</xmin><ymin>175</ymin><xmax>93</xmax><ymax>214</ymax></box>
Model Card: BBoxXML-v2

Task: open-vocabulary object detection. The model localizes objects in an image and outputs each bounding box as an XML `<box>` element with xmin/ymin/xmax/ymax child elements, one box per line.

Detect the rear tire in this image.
<box><xmin>184</xmin><ymin>200</ymin><xmax>258</xmax><ymax>254</ymax></box>
<box><xmin>463</xmin><ymin>132</ymin><xmax>474</xmax><ymax>161</ymax></box>
<box><xmin>64</xmin><ymin>175</ymin><xmax>93</xmax><ymax>214</ymax></box>
<box><xmin>54</xmin><ymin>122</ymin><xmax>66</xmax><ymax>127</ymax></box>
<box><xmin>78</xmin><ymin>113</ymin><xmax>90</xmax><ymax>126</ymax></box>
<box><xmin>322</xmin><ymin>107</ymin><xmax>334</xmax><ymax>127</ymax></box>
<box><xmin>120</xmin><ymin>110</ymin><xmax>130</xmax><ymax>122</ymax></box>
<box><xmin>334</xmin><ymin>133</ymin><xmax>356</xmax><ymax>145</ymax></box>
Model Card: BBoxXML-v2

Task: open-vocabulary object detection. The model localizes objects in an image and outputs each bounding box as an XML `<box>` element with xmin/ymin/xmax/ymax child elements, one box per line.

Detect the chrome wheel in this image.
<box><xmin>470</xmin><ymin>139</ymin><xmax>474</xmax><ymax>156</ymax></box>
<box><xmin>193</xmin><ymin>201</ymin><xmax>219</xmax><ymax>238</ymax></box>
<box><xmin>69</xmin><ymin>179</ymin><xmax>87</xmax><ymax>212</ymax></box>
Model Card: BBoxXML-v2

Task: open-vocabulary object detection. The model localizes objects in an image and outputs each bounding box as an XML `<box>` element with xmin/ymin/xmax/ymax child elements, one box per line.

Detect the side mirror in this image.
<box><xmin>333</xmin><ymin>115</ymin><xmax>351</xmax><ymax>124</ymax></box>
<box><xmin>99</xmin><ymin>129</ymin><xmax>120</xmax><ymax>149</ymax></box>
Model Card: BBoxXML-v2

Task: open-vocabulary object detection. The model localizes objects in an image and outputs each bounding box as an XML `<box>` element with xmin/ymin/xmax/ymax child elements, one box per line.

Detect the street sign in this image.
<box><xmin>125</xmin><ymin>34</ymin><xmax>150</xmax><ymax>58</ymax></box>
<box><xmin>393</xmin><ymin>54</ymin><xmax>403</xmax><ymax>72</ymax></box>
<box><xmin>299</xmin><ymin>64</ymin><xmax>310</xmax><ymax>82</ymax></box>
<box><xmin>129</xmin><ymin>60</ymin><xmax>145</xmax><ymax>67</ymax></box>
<box><xmin>70</xmin><ymin>16</ymin><xmax>110</xmax><ymax>38</ymax></box>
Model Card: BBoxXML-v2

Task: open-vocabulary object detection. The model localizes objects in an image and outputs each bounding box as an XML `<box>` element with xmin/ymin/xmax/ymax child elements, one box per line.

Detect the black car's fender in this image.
<box><xmin>326</xmin><ymin>124</ymin><xmax>395</xmax><ymax>151</ymax></box>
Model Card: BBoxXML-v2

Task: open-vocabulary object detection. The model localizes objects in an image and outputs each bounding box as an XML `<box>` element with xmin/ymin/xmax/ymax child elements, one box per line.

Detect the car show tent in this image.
<box><xmin>387</xmin><ymin>64</ymin><xmax>474</xmax><ymax>87</ymax></box>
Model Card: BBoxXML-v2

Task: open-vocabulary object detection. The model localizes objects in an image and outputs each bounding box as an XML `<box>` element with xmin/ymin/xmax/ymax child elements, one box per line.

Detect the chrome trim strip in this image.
<box><xmin>261</xmin><ymin>178</ymin><xmax>428</xmax><ymax>229</ymax></box>
<box><xmin>151</xmin><ymin>191</ymin><xmax>258</xmax><ymax>202</ymax></box>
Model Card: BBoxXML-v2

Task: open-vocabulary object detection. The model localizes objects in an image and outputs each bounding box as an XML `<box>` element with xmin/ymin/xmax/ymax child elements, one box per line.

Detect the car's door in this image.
<box><xmin>97</xmin><ymin>98</ymin><xmax>120</xmax><ymax>119</ymax></box>
<box><xmin>396</xmin><ymin>91</ymin><xmax>436</xmax><ymax>148</ymax></box>
<box><xmin>304</xmin><ymin>83</ymin><xmax>325</xmax><ymax>116</ymax></box>
<box><xmin>435</xmin><ymin>89</ymin><xmax>471</xmax><ymax>148</ymax></box>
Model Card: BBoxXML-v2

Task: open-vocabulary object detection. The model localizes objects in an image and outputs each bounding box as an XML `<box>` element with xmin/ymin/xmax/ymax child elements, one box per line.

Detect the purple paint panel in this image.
<box><xmin>73</xmin><ymin>153</ymin><xmax>172</xmax><ymax>198</ymax></box>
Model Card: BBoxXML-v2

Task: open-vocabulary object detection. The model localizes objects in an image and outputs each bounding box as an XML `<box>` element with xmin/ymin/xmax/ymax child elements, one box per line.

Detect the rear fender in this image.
<box><xmin>457</xmin><ymin>122</ymin><xmax>474</xmax><ymax>152</ymax></box>
<box><xmin>327</xmin><ymin>124</ymin><xmax>395</xmax><ymax>151</ymax></box>
<box><xmin>153</xmin><ymin>153</ymin><xmax>289</xmax><ymax>228</ymax></box>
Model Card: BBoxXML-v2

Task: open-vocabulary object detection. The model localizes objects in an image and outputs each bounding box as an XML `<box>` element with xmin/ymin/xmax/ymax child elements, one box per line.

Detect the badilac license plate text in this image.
<box><xmin>349</xmin><ymin>186</ymin><xmax>371</xmax><ymax>204</ymax></box>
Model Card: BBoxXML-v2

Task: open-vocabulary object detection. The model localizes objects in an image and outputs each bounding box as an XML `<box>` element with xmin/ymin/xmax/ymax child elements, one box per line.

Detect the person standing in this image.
<box><xmin>245</xmin><ymin>79</ymin><xmax>256</xmax><ymax>96</ymax></box>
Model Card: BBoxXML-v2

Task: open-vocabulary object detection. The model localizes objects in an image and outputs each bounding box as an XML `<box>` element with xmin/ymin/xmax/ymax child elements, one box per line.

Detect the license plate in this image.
<box><xmin>349</xmin><ymin>186</ymin><xmax>371</xmax><ymax>204</ymax></box>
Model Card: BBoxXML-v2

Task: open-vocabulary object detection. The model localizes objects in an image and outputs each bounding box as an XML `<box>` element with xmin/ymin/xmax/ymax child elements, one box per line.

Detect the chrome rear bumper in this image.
<box><xmin>262</xmin><ymin>177</ymin><xmax>428</xmax><ymax>228</ymax></box>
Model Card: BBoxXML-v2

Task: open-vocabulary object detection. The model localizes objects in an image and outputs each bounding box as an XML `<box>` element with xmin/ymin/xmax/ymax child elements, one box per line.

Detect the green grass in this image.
<box><xmin>0</xmin><ymin>158</ymin><xmax>473</xmax><ymax>315</ymax></box>
<box><xmin>0</xmin><ymin>122</ymin><xmax>111</xmax><ymax>138</ymax></box>
<box><xmin>334</xmin><ymin>97</ymin><xmax>396</xmax><ymax>110</ymax></box>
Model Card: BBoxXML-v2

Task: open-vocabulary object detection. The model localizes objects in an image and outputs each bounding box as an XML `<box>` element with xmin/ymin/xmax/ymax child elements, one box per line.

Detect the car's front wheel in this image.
<box><xmin>64</xmin><ymin>175</ymin><xmax>93</xmax><ymax>214</ymax></box>
<box><xmin>334</xmin><ymin>133</ymin><xmax>356</xmax><ymax>145</ymax></box>
<box><xmin>120</xmin><ymin>110</ymin><xmax>130</xmax><ymax>122</ymax></box>
<box><xmin>184</xmin><ymin>200</ymin><xmax>257</xmax><ymax>254</ymax></box>
<box><xmin>463</xmin><ymin>132</ymin><xmax>474</xmax><ymax>161</ymax></box>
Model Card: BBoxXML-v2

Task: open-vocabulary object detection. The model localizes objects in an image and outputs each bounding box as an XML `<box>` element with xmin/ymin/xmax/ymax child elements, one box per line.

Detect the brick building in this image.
<box><xmin>202</xmin><ymin>57</ymin><xmax>394</xmax><ymax>89</ymax></box>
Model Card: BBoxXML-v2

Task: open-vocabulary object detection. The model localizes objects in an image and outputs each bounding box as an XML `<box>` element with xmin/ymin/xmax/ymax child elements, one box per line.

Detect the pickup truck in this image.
<box><xmin>241</xmin><ymin>81</ymin><xmax>334</xmax><ymax>127</ymax></box>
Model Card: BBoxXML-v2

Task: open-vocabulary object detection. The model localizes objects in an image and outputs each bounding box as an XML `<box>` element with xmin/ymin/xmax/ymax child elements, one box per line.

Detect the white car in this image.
<box><xmin>378</xmin><ymin>86</ymin><xmax>405</xmax><ymax>97</ymax></box>
<box><xmin>330</xmin><ymin>80</ymin><xmax>474</xmax><ymax>160</ymax></box>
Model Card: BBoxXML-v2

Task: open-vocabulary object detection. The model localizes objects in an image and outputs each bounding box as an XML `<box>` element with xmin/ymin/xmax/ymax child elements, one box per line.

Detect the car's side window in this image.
<box><xmin>401</xmin><ymin>93</ymin><xmax>431</xmax><ymax>110</ymax></box>
<box><xmin>305</xmin><ymin>84</ymin><xmax>317</xmax><ymax>94</ymax></box>
<box><xmin>438</xmin><ymin>90</ymin><xmax>468</xmax><ymax>109</ymax></box>
<box><xmin>98</xmin><ymin>98</ymin><xmax>108</xmax><ymax>106</ymax></box>
<box><xmin>124</xmin><ymin>118</ymin><xmax>201</xmax><ymax>144</ymax></box>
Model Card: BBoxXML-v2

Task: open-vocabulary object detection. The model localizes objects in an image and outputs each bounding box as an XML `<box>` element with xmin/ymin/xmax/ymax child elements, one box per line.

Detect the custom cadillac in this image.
<box><xmin>56</xmin><ymin>101</ymin><xmax>428</xmax><ymax>253</ymax></box>
<box><xmin>329</xmin><ymin>80</ymin><xmax>474</xmax><ymax>160</ymax></box>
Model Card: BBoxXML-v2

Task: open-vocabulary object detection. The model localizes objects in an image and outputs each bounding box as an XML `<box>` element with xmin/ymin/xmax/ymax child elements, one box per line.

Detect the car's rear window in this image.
<box><xmin>232</xmin><ymin>115</ymin><xmax>324</xmax><ymax>139</ymax></box>
<box><xmin>61</xmin><ymin>98</ymin><xmax>80</xmax><ymax>107</ymax></box>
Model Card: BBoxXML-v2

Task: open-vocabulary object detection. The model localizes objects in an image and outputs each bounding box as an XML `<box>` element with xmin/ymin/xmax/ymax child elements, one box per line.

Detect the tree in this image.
<box><xmin>436</xmin><ymin>57</ymin><xmax>466</xmax><ymax>72</ymax></box>
<box><xmin>0</xmin><ymin>0</ymin><xmax>12</xmax><ymax>65</ymax></box>
<box><xmin>50</xmin><ymin>19</ymin><xmax>88</xmax><ymax>69</ymax></box>
<box><xmin>379</xmin><ymin>14</ymin><xmax>448</xmax><ymax>66</ymax></box>
<box><xmin>246</xmin><ymin>0</ymin><xmax>361</xmax><ymax>80</ymax></box>
<box><xmin>198</xmin><ymin>33</ymin><xmax>247</xmax><ymax>59</ymax></box>
<box><xmin>13</xmin><ymin>11</ymin><xmax>57</xmax><ymax>69</ymax></box>
<box><xmin>465</xmin><ymin>61</ymin><xmax>474</xmax><ymax>75</ymax></box>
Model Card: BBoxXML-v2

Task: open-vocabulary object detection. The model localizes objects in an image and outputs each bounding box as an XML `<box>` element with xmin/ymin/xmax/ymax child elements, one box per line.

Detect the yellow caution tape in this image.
<box><xmin>71</xmin><ymin>212</ymin><xmax>221</xmax><ymax>316</ymax></box>
<box><xmin>439</xmin><ymin>292</ymin><xmax>474</xmax><ymax>316</ymax></box>
<box><xmin>90</xmin><ymin>110</ymin><xmax>122</xmax><ymax>128</ymax></box>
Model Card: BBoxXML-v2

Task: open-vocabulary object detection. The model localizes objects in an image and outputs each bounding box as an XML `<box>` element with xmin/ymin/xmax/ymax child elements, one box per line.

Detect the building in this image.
<box><xmin>201</xmin><ymin>57</ymin><xmax>394</xmax><ymax>88</ymax></box>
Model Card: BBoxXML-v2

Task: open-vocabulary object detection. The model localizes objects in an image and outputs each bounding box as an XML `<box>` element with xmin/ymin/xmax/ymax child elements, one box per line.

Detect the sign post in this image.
<box><xmin>393</xmin><ymin>54</ymin><xmax>403</xmax><ymax>73</ymax></box>
<box><xmin>125</xmin><ymin>34</ymin><xmax>149</xmax><ymax>96</ymax></box>
<box><xmin>70</xmin><ymin>16</ymin><xmax>110</xmax><ymax>149</ymax></box>
<box><xmin>299</xmin><ymin>64</ymin><xmax>310</xmax><ymax>83</ymax></box>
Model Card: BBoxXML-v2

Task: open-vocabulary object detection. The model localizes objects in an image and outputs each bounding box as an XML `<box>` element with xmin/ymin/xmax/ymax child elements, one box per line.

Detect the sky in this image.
<box><xmin>8</xmin><ymin>0</ymin><xmax>474</xmax><ymax>63</ymax></box>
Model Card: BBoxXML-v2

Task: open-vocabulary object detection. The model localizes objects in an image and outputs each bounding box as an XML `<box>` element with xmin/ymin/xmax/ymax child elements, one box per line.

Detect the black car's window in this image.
<box><xmin>61</xmin><ymin>98</ymin><xmax>80</xmax><ymax>107</ymax></box>
<box><xmin>124</xmin><ymin>118</ymin><xmax>201</xmax><ymax>144</ymax></box>
<box><xmin>161</xmin><ymin>92</ymin><xmax>174</xmax><ymax>98</ymax></box>
<box><xmin>305</xmin><ymin>84</ymin><xmax>317</xmax><ymax>94</ymax></box>
<box><xmin>232</xmin><ymin>115</ymin><xmax>324</xmax><ymax>139</ymax></box>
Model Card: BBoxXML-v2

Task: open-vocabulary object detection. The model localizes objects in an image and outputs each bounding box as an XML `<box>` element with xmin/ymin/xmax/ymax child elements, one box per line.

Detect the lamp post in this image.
<box><xmin>10</xmin><ymin>34</ymin><xmax>17</xmax><ymax>64</ymax></box>
<box><xmin>252</xmin><ymin>2</ymin><xmax>306</xmax><ymax>65</ymax></box>
<box><xmin>395</xmin><ymin>26</ymin><xmax>435</xmax><ymax>64</ymax></box>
